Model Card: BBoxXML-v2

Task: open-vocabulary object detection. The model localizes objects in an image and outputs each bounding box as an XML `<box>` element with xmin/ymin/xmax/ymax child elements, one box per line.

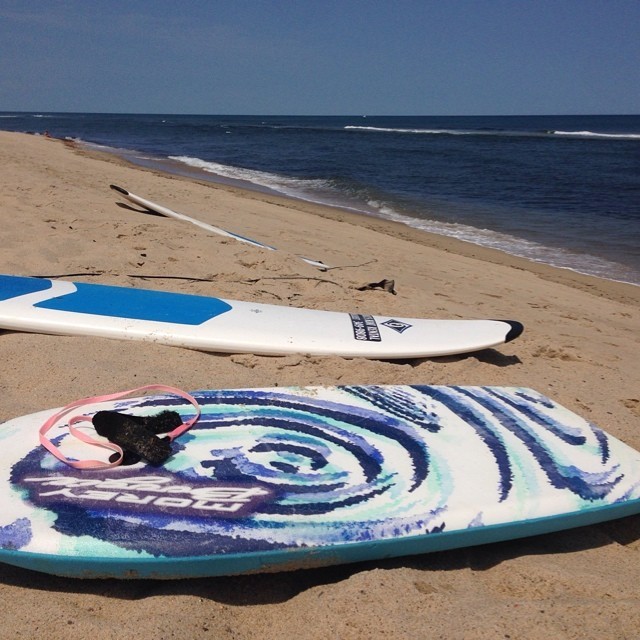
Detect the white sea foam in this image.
<box><xmin>168</xmin><ymin>155</ymin><xmax>330</xmax><ymax>197</ymax></box>
<box><xmin>368</xmin><ymin>206</ymin><xmax>639</xmax><ymax>284</ymax></box>
<box><xmin>74</xmin><ymin>138</ymin><xmax>124</xmax><ymax>152</ymax></box>
<box><xmin>550</xmin><ymin>130</ymin><xmax>640</xmax><ymax>140</ymax></box>
<box><xmin>345</xmin><ymin>126</ymin><xmax>473</xmax><ymax>135</ymax></box>
<box><xmin>346</xmin><ymin>125</ymin><xmax>640</xmax><ymax>141</ymax></box>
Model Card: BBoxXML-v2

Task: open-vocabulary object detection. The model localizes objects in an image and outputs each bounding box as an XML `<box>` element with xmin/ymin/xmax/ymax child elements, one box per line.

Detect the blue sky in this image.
<box><xmin>1</xmin><ymin>0</ymin><xmax>638</xmax><ymax>115</ymax></box>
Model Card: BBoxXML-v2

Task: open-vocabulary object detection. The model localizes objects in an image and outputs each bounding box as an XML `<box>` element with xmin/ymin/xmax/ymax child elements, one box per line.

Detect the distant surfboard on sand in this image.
<box><xmin>110</xmin><ymin>184</ymin><xmax>327</xmax><ymax>269</ymax></box>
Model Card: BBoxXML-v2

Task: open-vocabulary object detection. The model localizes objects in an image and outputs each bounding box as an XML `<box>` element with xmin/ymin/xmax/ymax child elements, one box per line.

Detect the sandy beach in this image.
<box><xmin>1</xmin><ymin>129</ymin><xmax>639</xmax><ymax>639</ymax></box>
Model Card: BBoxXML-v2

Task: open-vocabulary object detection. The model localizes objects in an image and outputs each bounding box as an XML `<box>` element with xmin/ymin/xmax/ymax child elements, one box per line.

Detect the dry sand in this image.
<box><xmin>1</xmin><ymin>130</ymin><xmax>639</xmax><ymax>639</ymax></box>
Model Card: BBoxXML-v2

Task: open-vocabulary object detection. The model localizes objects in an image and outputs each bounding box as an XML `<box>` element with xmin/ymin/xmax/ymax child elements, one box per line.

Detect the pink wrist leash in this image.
<box><xmin>39</xmin><ymin>384</ymin><xmax>201</xmax><ymax>470</ymax></box>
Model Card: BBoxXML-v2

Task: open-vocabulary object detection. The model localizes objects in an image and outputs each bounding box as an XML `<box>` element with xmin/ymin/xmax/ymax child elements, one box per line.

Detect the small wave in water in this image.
<box><xmin>346</xmin><ymin>125</ymin><xmax>640</xmax><ymax>141</ymax></box>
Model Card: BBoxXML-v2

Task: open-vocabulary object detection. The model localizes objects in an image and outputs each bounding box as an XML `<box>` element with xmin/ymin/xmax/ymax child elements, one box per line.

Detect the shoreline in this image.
<box><xmin>1</xmin><ymin>129</ymin><xmax>640</xmax><ymax>639</ymax></box>
<box><xmin>74</xmin><ymin>137</ymin><xmax>639</xmax><ymax>306</ymax></box>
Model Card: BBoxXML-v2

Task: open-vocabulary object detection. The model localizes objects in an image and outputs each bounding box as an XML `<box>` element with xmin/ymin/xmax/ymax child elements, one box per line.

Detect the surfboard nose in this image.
<box><xmin>501</xmin><ymin>320</ymin><xmax>524</xmax><ymax>343</ymax></box>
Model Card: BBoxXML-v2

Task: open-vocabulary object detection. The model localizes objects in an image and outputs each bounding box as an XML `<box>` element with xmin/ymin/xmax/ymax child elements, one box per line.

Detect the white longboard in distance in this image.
<box><xmin>0</xmin><ymin>275</ymin><xmax>523</xmax><ymax>359</ymax></box>
<box><xmin>110</xmin><ymin>184</ymin><xmax>328</xmax><ymax>270</ymax></box>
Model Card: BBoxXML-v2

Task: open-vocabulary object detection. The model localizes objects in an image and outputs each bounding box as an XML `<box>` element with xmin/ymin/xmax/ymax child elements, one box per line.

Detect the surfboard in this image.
<box><xmin>0</xmin><ymin>275</ymin><xmax>523</xmax><ymax>359</ymax></box>
<box><xmin>1</xmin><ymin>385</ymin><xmax>639</xmax><ymax>579</ymax></box>
<box><xmin>110</xmin><ymin>184</ymin><xmax>328</xmax><ymax>270</ymax></box>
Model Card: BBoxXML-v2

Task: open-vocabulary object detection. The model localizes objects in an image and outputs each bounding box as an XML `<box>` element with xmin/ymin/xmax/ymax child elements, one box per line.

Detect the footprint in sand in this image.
<box><xmin>532</xmin><ymin>345</ymin><xmax>580</xmax><ymax>361</ymax></box>
<box><xmin>622</xmin><ymin>399</ymin><xmax>640</xmax><ymax>418</ymax></box>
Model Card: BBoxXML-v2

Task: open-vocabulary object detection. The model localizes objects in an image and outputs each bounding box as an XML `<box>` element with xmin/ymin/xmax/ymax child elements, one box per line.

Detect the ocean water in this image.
<box><xmin>2</xmin><ymin>112</ymin><xmax>639</xmax><ymax>285</ymax></box>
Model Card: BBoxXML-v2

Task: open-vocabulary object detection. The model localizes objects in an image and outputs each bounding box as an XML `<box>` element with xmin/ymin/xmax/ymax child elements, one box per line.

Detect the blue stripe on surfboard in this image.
<box><xmin>33</xmin><ymin>281</ymin><xmax>233</xmax><ymax>325</ymax></box>
<box><xmin>0</xmin><ymin>275</ymin><xmax>53</xmax><ymax>301</ymax></box>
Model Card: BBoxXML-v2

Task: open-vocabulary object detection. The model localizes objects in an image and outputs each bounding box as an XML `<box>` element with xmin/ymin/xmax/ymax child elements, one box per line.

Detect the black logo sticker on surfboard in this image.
<box><xmin>350</xmin><ymin>314</ymin><xmax>382</xmax><ymax>341</ymax></box>
<box><xmin>381</xmin><ymin>319</ymin><xmax>413</xmax><ymax>334</ymax></box>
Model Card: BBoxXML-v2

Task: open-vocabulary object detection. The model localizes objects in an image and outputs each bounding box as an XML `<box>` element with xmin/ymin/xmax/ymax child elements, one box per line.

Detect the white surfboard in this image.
<box><xmin>110</xmin><ymin>184</ymin><xmax>327</xmax><ymax>270</ymax></box>
<box><xmin>0</xmin><ymin>275</ymin><xmax>523</xmax><ymax>359</ymax></box>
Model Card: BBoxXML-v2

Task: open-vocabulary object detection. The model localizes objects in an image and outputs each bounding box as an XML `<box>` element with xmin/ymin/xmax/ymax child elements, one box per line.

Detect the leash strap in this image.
<box><xmin>38</xmin><ymin>384</ymin><xmax>201</xmax><ymax>470</ymax></box>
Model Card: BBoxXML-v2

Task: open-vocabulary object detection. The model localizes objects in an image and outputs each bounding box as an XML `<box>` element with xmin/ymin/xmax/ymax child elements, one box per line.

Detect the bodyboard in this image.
<box><xmin>0</xmin><ymin>385</ymin><xmax>638</xmax><ymax>579</ymax></box>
